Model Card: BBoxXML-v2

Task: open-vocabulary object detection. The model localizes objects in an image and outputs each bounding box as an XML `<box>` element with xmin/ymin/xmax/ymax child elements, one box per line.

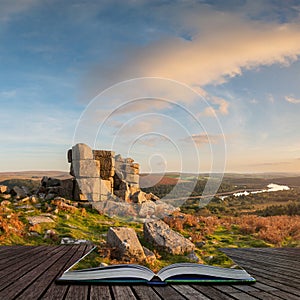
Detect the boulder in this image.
<box><xmin>138</xmin><ymin>201</ymin><xmax>156</xmax><ymax>218</ymax></box>
<box><xmin>132</xmin><ymin>191</ymin><xmax>147</xmax><ymax>204</ymax></box>
<box><xmin>107</xmin><ymin>227</ymin><xmax>146</xmax><ymax>262</ymax></box>
<box><xmin>93</xmin><ymin>201</ymin><xmax>137</xmax><ymax>218</ymax></box>
<box><xmin>93</xmin><ymin>150</ymin><xmax>115</xmax><ymax>158</ymax></box>
<box><xmin>72</xmin><ymin>160</ymin><xmax>100</xmax><ymax>178</ymax></box>
<box><xmin>11</xmin><ymin>186</ymin><xmax>27</xmax><ymax>199</ymax></box>
<box><xmin>143</xmin><ymin>220</ymin><xmax>195</xmax><ymax>255</ymax></box>
<box><xmin>72</xmin><ymin>143</ymin><xmax>94</xmax><ymax>160</ymax></box>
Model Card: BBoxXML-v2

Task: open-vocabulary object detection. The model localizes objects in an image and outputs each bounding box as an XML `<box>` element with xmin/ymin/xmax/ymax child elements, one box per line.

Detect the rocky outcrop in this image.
<box><xmin>107</xmin><ymin>227</ymin><xmax>146</xmax><ymax>262</ymax></box>
<box><xmin>68</xmin><ymin>144</ymin><xmax>141</xmax><ymax>202</ymax></box>
<box><xmin>38</xmin><ymin>176</ymin><xmax>74</xmax><ymax>200</ymax></box>
<box><xmin>143</xmin><ymin>220</ymin><xmax>195</xmax><ymax>255</ymax></box>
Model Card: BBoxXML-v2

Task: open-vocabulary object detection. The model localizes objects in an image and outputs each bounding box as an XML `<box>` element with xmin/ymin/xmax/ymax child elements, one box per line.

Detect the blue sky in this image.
<box><xmin>1</xmin><ymin>0</ymin><xmax>300</xmax><ymax>173</ymax></box>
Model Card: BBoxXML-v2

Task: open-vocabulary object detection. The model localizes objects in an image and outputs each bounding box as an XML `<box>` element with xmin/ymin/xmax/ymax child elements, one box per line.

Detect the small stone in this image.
<box><xmin>0</xmin><ymin>185</ymin><xmax>8</xmax><ymax>194</ymax></box>
<box><xmin>30</xmin><ymin>196</ymin><xmax>38</xmax><ymax>203</ymax></box>
<box><xmin>27</xmin><ymin>215</ymin><xmax>54</xmax><ymax>225</ymax></box>
<box><xmin>187</xmin><ymin>251</ymin><xmax>200</xmax><ymax>262</ymax></box>
<box><xmin>0</xmin><ymin>200</ymin><xmax>11</xmax><ymax>207</ymax></box>
<box><xmin>99</xmin><ymin>262</ymin><xmax>108</xmax><ymax>267</ymax></box>
<box><xmin>44</xmin><ymin>229</ymin><xmax>58</xmax><ymax>241</ymax></box>
<box><xmin>0</xmin><ymin>194</ymin><xmax>11</xmax><ymax>200</ymax></box>
<box><xmin>45</xmin><ymin>193</ymin><xmax>55</xmax><ymax>201</ymax></box>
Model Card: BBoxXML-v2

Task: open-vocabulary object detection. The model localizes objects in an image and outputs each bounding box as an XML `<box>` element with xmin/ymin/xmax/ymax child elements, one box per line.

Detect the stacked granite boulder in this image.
<box><xmin>68</xmin><ymin>143</ymin><xmax>142</xmax><ymax>202</ymax></box>
<box><xmin>93</xmin><ymin>150</ymin><xmax>115</xmax><ymax>201</ymax></box>
<box><xmin>69</xmin><ymin>144</ymin><xmax>101</xmax><ymax>201</ymax></box>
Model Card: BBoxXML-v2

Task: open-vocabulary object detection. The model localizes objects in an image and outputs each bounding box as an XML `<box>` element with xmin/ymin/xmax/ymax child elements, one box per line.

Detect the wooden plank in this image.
<box><xmin>226</xmin><ymin>258</ymin><xmax>300</xmax><ymax>288</ymax></box>
<box><xmin>223</xmin><ymin>249</ymin><xmax>300</xmax><ymax>270</ymax></box>
<box><xmin>0</xmin><ymin>245</ymin><xmax>33</xmax><ymax>260</ymax></box>
<box><xmin>17</xmin><ymin>246</ymin><xmax>82</xmax><ymax>300</ymax></box>
<box><xmin>0</xmin><ymin>246</ymin><xmax>74</xmax><ymax>299</ymax></box>
<box><xmin>39</xmin><ymin>245</ymin><xmax>92</xmax><ymax>300</ymax></box>
<box><xmin>153</xmin><ymin>285</ymin><xmax>186</xmax><ymax>300</ymax></box>
<box><xmin>111</xmin><ymin>286</ymin><xmax>137</xmax><ymax>300</ymax></box>
<box><xmin>0</xmin><ymin>246</ymin><xmax>38</xmax><ymax>263</ymax></box>
<box><xmin>249</xmin><ymin>291</ymin><xmax>284</xmax><ymax>300</ymax></box>
<box><xmin>269</xmin><ymin>290</ymin><xmax>300</xmax><ymax>300</ymax></box>
<box><xmin>240</xmin><ymin>269</ymin><xmax>300</xmax><ymax>297</ymax></box>
<box><xmin>247</xmin><ymin>282</ymin><xmax>277</xmax><ymax>292</ymax></box>
<box><xmin>130</xmin><ymin>285</ymin><xmax>162</xmax><ymax>300</ymax></box>
<box><xmin>90</xmin><ymin>285</ymin><xmax>112</xmax><ymax>300</ymax></box>
<box><xmin>229</xmin><ymin>292</ymin><xmax>259</xmax><ymax>300</ymax></box>
<box><xmin>172</xmin><ymin>284</ymin><xmax>211</xmax><ymax>300</ymax></box>
<box><xmin>222</xmin><ymin>249</ymin><xmax>300</xmax><ymax>270</ymax></box>
<box><xmin>0</xmin><ymin>246</ymin><xmax>62</xmax><ymax>289</ymax></box>
<box><xmin>0</xmin><ymin>245</ymin><xmax>48</xmax><ymax>270</ymax></box>
<box><xmin>64</xmin><ymin>284</ymin><xmax>89</xmax><ymax>300</ymax></box>
<box><xmin>192</xmin><ymin>285</ymin><xmax>235</xmax><ymax>300</ymax></box>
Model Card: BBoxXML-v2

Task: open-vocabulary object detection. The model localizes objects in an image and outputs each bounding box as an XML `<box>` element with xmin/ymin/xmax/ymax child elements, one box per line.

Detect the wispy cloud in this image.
<box><xmin>285</xmin><ymin>95</ymin><xmax>300</xmax><ymax>104</ymax></box>
<box><xmin>182</xmin><ymin>133</ymin><xmax>224</xmax><ymax>147</ymax></box>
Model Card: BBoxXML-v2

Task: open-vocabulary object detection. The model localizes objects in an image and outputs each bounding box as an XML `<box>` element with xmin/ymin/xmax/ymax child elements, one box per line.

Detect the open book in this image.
<box><xmin>57</xmin><ymin>247</ymin><xmax>255</xmax><ymax>285</ymax></box>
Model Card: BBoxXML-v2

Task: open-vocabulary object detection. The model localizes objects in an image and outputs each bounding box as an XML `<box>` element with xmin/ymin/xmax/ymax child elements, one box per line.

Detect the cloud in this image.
<box><xmin>83</xmin><ymin>6</ymin><xmax>300</xmax><ymax>101</ymax></box>
<box><xmin>137</xmin><ymin>136</ymin><xmax>168</xmax><ymax>147</ymax></box>
<box><xmin>285</xmin><ymin>95</ymin><xmax>300</xmax><ymax>104</ymax></box>
<box><xmin>182</xmin><ymin>133</ymin><xmax>224</xmax><ymax>147</ymax></box>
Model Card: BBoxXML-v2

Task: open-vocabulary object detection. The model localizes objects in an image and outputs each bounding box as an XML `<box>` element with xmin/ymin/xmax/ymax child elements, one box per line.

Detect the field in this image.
<box><xmin>1</xmin><ymin>171</ymin><xmax>300</xmax><ymax>270</ymax></box>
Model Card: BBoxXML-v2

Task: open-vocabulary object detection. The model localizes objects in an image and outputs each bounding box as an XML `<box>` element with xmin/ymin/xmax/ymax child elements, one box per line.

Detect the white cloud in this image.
<box><xmin>285</xmin><ymin>95</ymin><xmax>300</xmax><ymax>104</ymax></box>
<box><xmin>83</xmin><ymin>7</ymin><xmax>300</xmax><ymax>102</ymax></box>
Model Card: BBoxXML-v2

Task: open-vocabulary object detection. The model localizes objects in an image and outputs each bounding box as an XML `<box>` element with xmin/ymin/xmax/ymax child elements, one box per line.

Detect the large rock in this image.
<box><xmin>72</xmin><ymin>160</ymin><xmax>100</xmax><ymax>178</ymax></box>
<box><xmin>107</xmin><ymin>227</ymin><xmax>146</xmax><ymax>262</ymax></box>
<box><xmin>11</xmin><ymin>186</ymin><xmax>28</xmax><ymax>199</ymax></box>
<box><xmin>72</xmin><ymin>143</ymin><xmax>94</xmax><ymax>160</ymax></box>
<box><xmin>143</xmin><ymin>220</ymin><xmax>195</xmax><ymax>255</ymax></box>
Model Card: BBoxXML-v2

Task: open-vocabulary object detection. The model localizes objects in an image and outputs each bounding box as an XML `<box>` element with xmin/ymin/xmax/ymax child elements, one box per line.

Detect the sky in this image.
<box><xmin>1</xmin><ymin>0</ymin><xmax>300</xmax><ymax>173</ymax></box>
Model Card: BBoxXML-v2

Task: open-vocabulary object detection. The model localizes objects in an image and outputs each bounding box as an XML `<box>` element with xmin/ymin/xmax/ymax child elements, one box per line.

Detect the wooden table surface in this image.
<box><xmin>0</xmin><ymin>245</ymin><xmax>299</xmax><ymax>299</ymax></box>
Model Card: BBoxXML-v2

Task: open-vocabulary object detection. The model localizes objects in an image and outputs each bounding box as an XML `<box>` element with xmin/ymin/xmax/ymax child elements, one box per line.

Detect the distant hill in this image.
<box><xmin>0</xmin><ymin>171</ymin><xmax>71</xmax><ymax>182</ymax></box>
